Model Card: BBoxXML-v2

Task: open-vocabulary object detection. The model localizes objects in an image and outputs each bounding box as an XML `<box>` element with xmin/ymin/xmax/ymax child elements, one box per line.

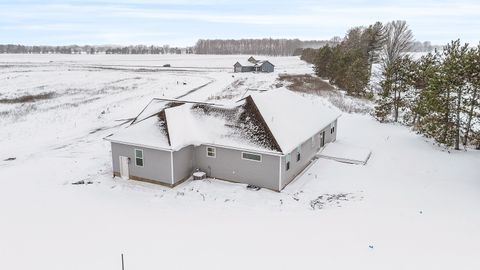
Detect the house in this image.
<box><xmin>105</xmin><ymin>89</ymin><xmax>340</xmax><ymax>191</ymax></box>
<box><xmin>233</xmin><ymin>57</ymin><xmax>275</xmax><ymax>73</ymax></box>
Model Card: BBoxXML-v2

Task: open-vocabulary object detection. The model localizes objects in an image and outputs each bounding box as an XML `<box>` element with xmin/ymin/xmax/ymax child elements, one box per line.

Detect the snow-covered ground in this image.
<box><xmin>0</xmin><ymin>54</ymin><xmax>479</xmax><ymax>270</ymax></box>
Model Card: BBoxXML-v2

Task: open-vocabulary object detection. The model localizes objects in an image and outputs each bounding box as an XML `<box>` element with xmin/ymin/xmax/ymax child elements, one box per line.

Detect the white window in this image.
<box><xmin>286</xmin><ymin>154</ymin><xmax>291</xmax><ymax>171</ymax></box>
<box><xmin>206</xmin><ymin>146</ymin><xmax>216</xmax><ymax>158</ymax></box>
<box><xmin>134</xmin><ymin>149</ymin><xmax>144</xmax><ymax>167</ymax></box>
<box><xmin>242</xmin><ymin>152</ymin><xmax>262</xmax><ymax>162</ymax></box>
<box><xmin>330</xmin><ymin>123</ymin><xmax>336</xmax><ymax>134</ymax></box>
<box><xmin>296</xmin><ymin>146</ymin><xmax>301</xmax><ymax>162</ymax></box>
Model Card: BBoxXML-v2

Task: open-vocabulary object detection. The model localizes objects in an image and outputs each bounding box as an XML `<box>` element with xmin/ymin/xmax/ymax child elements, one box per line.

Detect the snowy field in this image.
<box><xmin>0</xmin><ymin>54</ymin><xmax>479</xmax><ymax>270</ymax></box>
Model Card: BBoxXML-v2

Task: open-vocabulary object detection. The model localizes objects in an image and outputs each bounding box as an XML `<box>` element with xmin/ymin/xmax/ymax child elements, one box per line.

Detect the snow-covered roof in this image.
<box><xmin>251</xmin><ymin>89</ymin><xmax>341</xmax><ymax>154</ymax></box>
<box><xmin>106</xmin><ymin>115</ymin><xmax>170</xmax><ymax>150</ymax></box>
<box><xmin>234</xmin><ymin>60</ymin><xmax>254</xmax><ymax>67</ymax></box>
<box><xmin>107</xmin><ymin>89</ymin><xmax>340</xmax><ymax>155</ymax></box>
<box><xmin>165</xmin><ymin>103</ymin><xmax>276</xmax><ymax>152</ymax></box>
<box><xmin>255</xmin><ymin>60</ymin><xmax>274</xmax><ymax>67</ymax></box>
<box><xmin>107</xmin><ymin>97</ymin><xmax>281</xmax><ymax>154</ymax></box>
<box><xmin>235</xmin><ymin>58</ymin><xmax>274</xmax><ymax>67</ymax></box>
<box><xmin>131</xmin><ymin>99</ymin><xmax>171</xmax><ymax>125</ymax></box>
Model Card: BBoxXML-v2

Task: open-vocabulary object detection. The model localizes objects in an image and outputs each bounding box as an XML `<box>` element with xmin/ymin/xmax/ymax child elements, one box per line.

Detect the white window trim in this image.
<box><xmin>134</xmin><ymin>149</ymin><xmax>144</xmax><ymax>167</ymax></box>
<box><xmin>206</xmin><ymin>146</ymin><xmax>216</xmax><ymax>158</ymax></box>
<box><xmin>241</xmin><ymin>152</ymin><xmax>262</xmax><ymax>162</ymax></box>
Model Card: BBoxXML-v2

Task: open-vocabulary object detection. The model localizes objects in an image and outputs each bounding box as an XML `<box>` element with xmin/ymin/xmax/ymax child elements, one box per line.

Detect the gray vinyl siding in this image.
<box><xmin>194</xmin><ymin>145</ymin><xmax>280</xmax><ymax>191</ymax></box>
<box><xmin>280</xmin><ymin>119</ymin><xmax>338</xmax><ymax>189</ymax></box>
<box><xmin>233</xmin><ymin>63</ymin><xmax>242</xmax><ymax>73</ymax></box>
<box><xmin>260</xmin><ymin>62</ymin><xmax>274</xmax><ymax>72</ymax></box>
<box><xmin>111</xmin><ymin>142</ymin><xmax>172</xmax><ymax>184</ymax></box>
<box><xmin>110</xmin><ymin>119</ymin><xmax>337</xmax><ymax>191</ymax></box>
<box><xmin>173</xmin><ymin>145</ymin><xmax>194</xmax><ymax>183</ymax></box>
<box><xmin>242</xmin><ymin>66</ymin><xmax>254</xmax><ymax>72</ymax></box>
<box><xmin>233</xmin><ymin>63</ymin><xmax>255</xmax><ymax>73</ymax></box>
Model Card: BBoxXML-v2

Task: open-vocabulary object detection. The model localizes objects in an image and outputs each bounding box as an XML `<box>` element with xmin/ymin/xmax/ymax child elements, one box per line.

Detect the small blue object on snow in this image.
<box><xmin>369</xmin><ymin>245</ymin><xmax>374</xmax><ymax>249</ymax></box>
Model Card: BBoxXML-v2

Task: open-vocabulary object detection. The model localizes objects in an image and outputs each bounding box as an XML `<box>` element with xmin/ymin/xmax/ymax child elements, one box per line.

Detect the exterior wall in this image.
<box><xmin>325</xmin><ymin>119</ymin><xmax>338</xmax><ymax>144</ymax></box>
<box><xmin>234</xmin><ymin>64</ymin><xmax>242</xmax><ymax>73</ymax></box>
<box><xmin>233</xmin><ymin>64</ymin><xmax>258</xmax><ymax>73</ymax></box>
<box><xmin>173</xmin><ymin>145</ymin><xmax>194</xmax><ymax>183</ymax></box>
<box><xmin>111</xmin><ymin>142</ymin><xmax>172</xmax><ymax>185</ymax></box>
<box><xmin>280</xmin><ymin>119</ymin><xmax>338</xmax><ymax>189</ymax></box>
<box><xmin>194</xmin><ymin>145</ymin><xmax>280</xmax><ymax>191</ymax></box>
<box><xmin>260</xmin><ymin>62</ymin><xmax>274</xmax><ymax>73</ymax></box>
<box><xmin>110</xmin><ymin>119</ymin><xmax>338</xmax><ymax>190</ymax></box>
<box><xmin>242</xmin><ymin>66</ymin><xmax>254</xmax><ymax>72</ymax></box>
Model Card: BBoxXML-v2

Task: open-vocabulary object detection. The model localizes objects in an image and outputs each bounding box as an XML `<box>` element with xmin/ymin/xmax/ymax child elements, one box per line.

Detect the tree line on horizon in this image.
<box><xmin>0</xmin><ymin>37</ymin><xmax>438</xmax><ymax>56</ymax></box>
<box><xmin>0</xmin><ymin>44</ymin><xmax>194</xmax><ymax>54</ymax></box>
<box><xmin>0</xmin><ymin>39</ymin><xmax>336</xmax><ymax>56</ymax></box>
<box><xmin>193</xmin><ymin>38</ymin><xmax>334</xmax><ymax>56</ymax></box>
<box><xmin>300</xmin><ymin>20</ymin><xmax>479</xmax><ymax>150</ymax></box>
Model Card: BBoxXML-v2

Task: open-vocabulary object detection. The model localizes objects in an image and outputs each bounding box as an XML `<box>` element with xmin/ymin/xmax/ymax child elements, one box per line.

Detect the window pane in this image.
<box><xmin>242</xmin><ymin>152</ymin><xmax>261</xmax><ymax>161</ymax></box>
<box><xmin>135</xmin><ymin>149</ymin><xmax>143</xmax><ymax>158</ymax></box>
<box><xmin>136</xmin><ymin>158</ymin><xmax>143</xmax><ymax>166</ymax></box>
<box><xmin>207</xmin><ymin>147</ymin><xmax>216</xmax><ymax>157</ymax></box>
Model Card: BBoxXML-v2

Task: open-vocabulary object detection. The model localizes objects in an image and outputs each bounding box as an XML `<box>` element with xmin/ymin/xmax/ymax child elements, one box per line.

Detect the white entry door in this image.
<box><xmin>119</xmin><ymin>156</ymin><xmax>129</xmax><ymax>179</ymax></box>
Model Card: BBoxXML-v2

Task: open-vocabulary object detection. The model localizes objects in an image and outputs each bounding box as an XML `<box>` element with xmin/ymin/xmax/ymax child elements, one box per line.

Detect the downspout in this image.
<box><xmin>278</xmin><ymin>155</ymin><xmax>282</xmax><ymax>191</ymax></box>
<box><xmin>170</xmin><ymin>151</ymin><xmax>174</xmax><ymax>185</ymax></box>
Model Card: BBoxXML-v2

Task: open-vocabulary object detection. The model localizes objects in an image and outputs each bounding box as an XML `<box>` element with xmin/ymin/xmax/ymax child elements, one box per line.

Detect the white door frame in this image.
<box><xmin>119</xmin><ymin>156</ymin><xmax>129</xmax><ymax>180</ymax></box>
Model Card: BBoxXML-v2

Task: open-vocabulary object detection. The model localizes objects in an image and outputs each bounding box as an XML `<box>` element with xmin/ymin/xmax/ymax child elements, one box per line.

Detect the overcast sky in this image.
<box><xmin>0</xmin><ymin>0</ymin><xmax>478</xmax><ymax>46</ymax></box>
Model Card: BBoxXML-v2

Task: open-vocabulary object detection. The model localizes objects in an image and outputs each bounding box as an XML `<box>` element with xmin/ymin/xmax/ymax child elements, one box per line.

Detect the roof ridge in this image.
<box><xmin>158</xmin><ymin>110</ymin><xmax>171</xmax><ymax>146</ymax></box>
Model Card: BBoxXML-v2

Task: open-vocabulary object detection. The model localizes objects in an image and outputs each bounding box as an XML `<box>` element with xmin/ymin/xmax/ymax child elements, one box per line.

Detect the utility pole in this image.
<box><xmin>121</xmin><ymin>253</ymin><xmax>124</xmax><ymax>270</ymax></box>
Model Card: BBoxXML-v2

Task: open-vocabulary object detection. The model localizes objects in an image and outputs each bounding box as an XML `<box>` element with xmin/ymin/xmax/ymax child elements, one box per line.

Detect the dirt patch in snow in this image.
<box><xmin>277</xmin><ymin>74</ymin><xmax>373</xmax><ymax>114</ymax></box>
<box><xmin>277</xmin><ymin>74</ymin><xmax>336</xmax><ymax>93</ymax></box>
<box><xmin>309</xmin><ymin>193</ymin><xmax>362</xmax><ymax>210</ymax></box>
<box><xmin>0</xmin><ymin>92</ymin><xmax>55</xmax><ymax>104</ymax></box>
<box><xmin>207</xmin><ymin>78</ymin><xmax>246</xmax><ymax>101</ymax></box>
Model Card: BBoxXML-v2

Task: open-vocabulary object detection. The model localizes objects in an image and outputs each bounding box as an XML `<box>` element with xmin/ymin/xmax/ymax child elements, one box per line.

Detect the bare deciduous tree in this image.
<box><xmin>382</xmin><ymin>20</ymin><xmax>414</xmax><ymax>68</ymax></box>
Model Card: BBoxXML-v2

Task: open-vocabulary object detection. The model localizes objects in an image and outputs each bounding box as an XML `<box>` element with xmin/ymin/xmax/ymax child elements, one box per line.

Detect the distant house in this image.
<box><xmin>105</xmin><ymin>89</ymin><xmax>340</xmax><ymax>191</ymax></box>
<box><xmin>234</xmin><ymin>57</ymin><xmax>275</xmax><ymax>73</ymax></box>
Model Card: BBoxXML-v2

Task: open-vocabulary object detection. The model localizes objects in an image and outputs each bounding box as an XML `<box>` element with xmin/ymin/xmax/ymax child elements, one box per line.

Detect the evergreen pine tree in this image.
<box><xmin>374</xmin><ymin>56</ymin><xmax>414</xmax><ymax>122</ymax></box>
